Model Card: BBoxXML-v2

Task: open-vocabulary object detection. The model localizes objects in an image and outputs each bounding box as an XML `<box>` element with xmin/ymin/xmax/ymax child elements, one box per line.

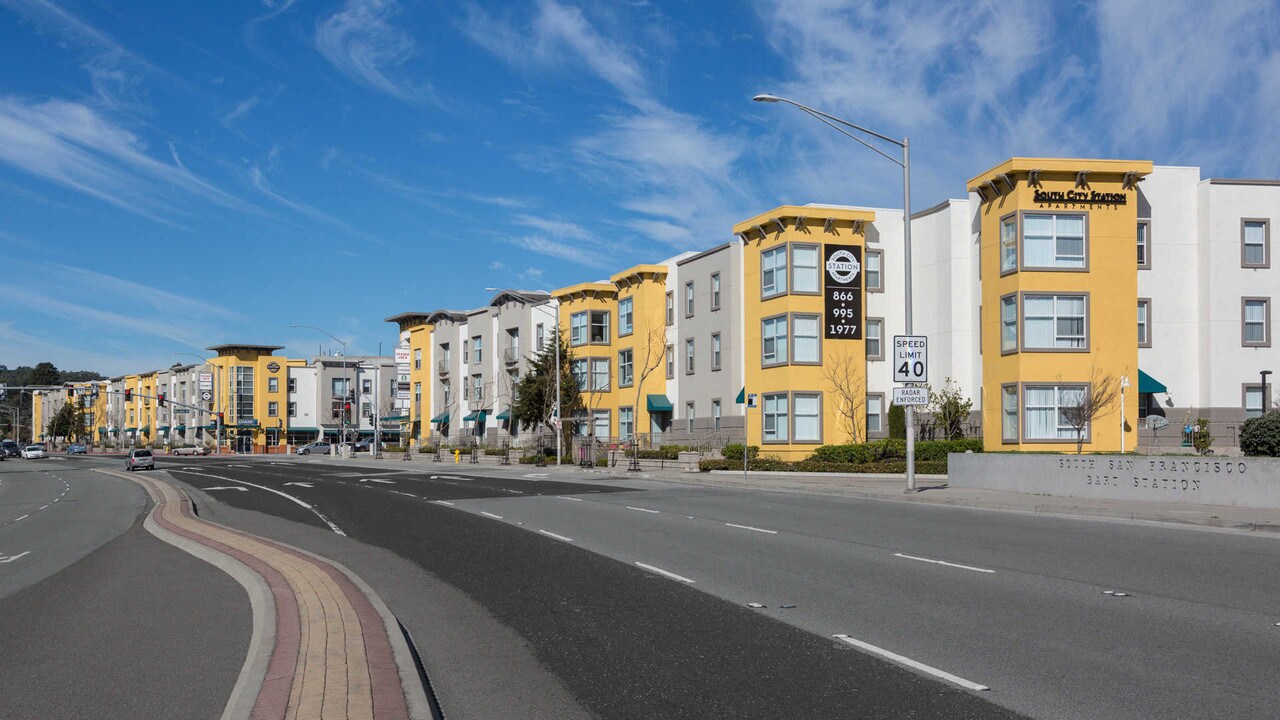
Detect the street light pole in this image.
<box><xmin>291</xmin><ymin>324</ymin><xmax>350</xmax><ymax>457</ymax></box>
<box><xmin>174</xmin><ymin>352</ymin><xmax>220</xmax><ymax>453</ymax></box>
<box><xmin>754</xmin><ymin>93</ymin><xmax>917</xmax><ymax>491</ymax></box>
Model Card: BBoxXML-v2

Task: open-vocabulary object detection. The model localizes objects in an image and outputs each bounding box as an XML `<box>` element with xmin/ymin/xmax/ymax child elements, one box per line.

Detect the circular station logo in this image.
<box><xmin>826</xmin><ymin>249</ymin><xmax>860</xmax><ymax>284</ymax></box>
<box><xmin>266</xmin><ymin>361</ymin><xmax>281</xmax><ymax>373</ymax></box>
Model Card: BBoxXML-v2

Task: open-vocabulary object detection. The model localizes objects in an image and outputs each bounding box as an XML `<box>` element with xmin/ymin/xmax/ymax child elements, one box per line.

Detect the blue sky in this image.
<box><xmin>1</xmin><ymin>0</ymin><xmax>1278</xmax><ymax>375</ymax></box>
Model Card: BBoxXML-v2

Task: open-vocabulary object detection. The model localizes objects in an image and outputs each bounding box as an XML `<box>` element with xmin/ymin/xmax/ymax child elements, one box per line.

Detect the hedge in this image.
<box><xmin>809</xmin><ymin>438</ymin><xmax>982</xmax><ymax>464</ymax></box>
<box><xmin>1240</xmin><ymin>411</ymin><xmax>1280</xmax><ymax>456</ymax></box>
<box><xmin>699</xmin><ymin>458</ymin><xmax>949</xmax><ymax>474</ymax></box>
<box><xmin>722</xmin><ymin>444</ymin><xmax>760</xmax><ymax>461</ymax></box>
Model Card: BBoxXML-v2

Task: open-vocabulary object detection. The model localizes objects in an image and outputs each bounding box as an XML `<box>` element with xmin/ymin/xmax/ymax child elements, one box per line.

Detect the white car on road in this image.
<box><xmin>20</xmin><ymin>445</ymin><xmax>47</xmax><ymax>459</ymax></box>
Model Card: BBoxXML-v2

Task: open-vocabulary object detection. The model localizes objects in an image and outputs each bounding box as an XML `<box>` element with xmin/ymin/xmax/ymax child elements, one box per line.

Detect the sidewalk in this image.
<box><xmin>291</xmin><ymin>453</ymin><xmax>1280</xmax><ymax>535</ymax></box>
<box><xmin>98</xmin><ymin>468</ymin><xmax>433</xmax><ymax>720</ymax></box>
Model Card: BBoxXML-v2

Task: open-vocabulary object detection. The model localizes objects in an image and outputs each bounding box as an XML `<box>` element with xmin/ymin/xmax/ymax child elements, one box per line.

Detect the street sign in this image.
<box><xmin>396</xmin><ymin>390</ymin><xmax>410</xmax><ymax>400</ymax></box>
<box><xmin>394</xmin><ymin>348</ymin><xmax>411</xmax><ymax>365</ymax></box>
<box><xmin>747</xmin><ymin>393</ymin><xmax>758</xmax><ymax>409</ymax></box>
<box><xmin>198</xmin><ymin>373</ymin><xmax>213</xmax><ymax>390</ymax></box>
<box><xmin>892</xmin><ymin>335</ymin><xmax>928</xmax><ymax>383</ymax></box>
<box><xmin>892</xmin><ymin>386</ymin><xmax>929</xmax><ymax>406</ymax></box>
<box><xmin>200</xmin><ymin>390</ymin><xmax>213</xmax><ymax>402</ymax></box>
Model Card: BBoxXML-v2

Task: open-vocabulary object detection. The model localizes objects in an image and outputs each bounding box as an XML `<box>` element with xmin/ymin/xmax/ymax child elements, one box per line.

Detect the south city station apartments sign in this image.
<box><xmin>1032</xmin><ymin>189</ymin><xmax>1128</xmax><ymax>205</ymax></box>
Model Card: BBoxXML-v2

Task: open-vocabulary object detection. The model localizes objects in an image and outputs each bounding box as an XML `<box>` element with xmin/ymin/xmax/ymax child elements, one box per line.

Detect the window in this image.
<box><xmin>666</xmin><ymin>292</ymin><xmax>674</xmax><ymax>325</ymax></box>
<box><xmin>791</xmin><ymin>245</ymin><xmax>819</xmax><ymax>293</ymax></box>
<box><xmin>865</xmin><ymin>250</ymin><xmax>883</xmax><ymax>291</ymax></box>
<box><xmin>470</xmin><ymin>374</ymin><xmax>483</xmax><ymax>402</ymax></box>
<box><xmin>711</xmin><ymin>333</ymin><xmax>722</xmax><ymax>370</ymax></box>
<box><xmin>288</xmin><ymin>377</ymin><xmax>297</xmax><ymax>393</ymax></box>
<box><xmin>1000</xmin><ymin>216</ymin><xmax>1017</xmax><ymax>273</ymax></box>
<box><xmin>234</xmin><ymin>366</ymin><xmax>254</xmax><ymax>421</ymax></box>
<box><xmin>1001</xmin><ymin>385</ymin><xmax>1018</xmax><ymax>442</ymax></box>
<box><xmin>1001</xmin><ymin>294</ymin><xmax>1018</xmax><ymax>352</ymax></box>
<box><xmin>1243</xmin><ymin>298</ymin><xmax>1270</xmax><ymax>346</ymax></box>
<box><xmin>440</xmin><ymin>343</ymin><xmax>450</xmax><ymax>365</ymax></box>
<box><xmin>619</xmin><ymin>297</ymin><xmax>634</xmax><ymax>336</ymax></box>
<box><xmin>1024</xmin><ymin>384</ymin><xmax>1086</xmax><ymax>441</ymax></box>
<box><xmin>536</xmin><ymin>323</ymin><xmax>545</xmax><ymax>351</ymax></box>
<box><xmin>1137</xmin><ymin>220</ymin><xmax>1151</xmax><ymax>269</ymax></box>
<box><xmin>593</xmin><ymin>410</ymin><xmax>610</xmax><ymax>439</ymax></box>
<box><xmin>572</xmin><ymin>410</ymin><xmax>589</xmax><ymax>437</ymax></box>
<box><xmin>1023</xmin><ymin>294</ymin><xmax>1087</xmax><ymax>350</ymax></box>
<box><xmin>462</xmin><ymin>338</ymin><xmax>469</xmax><ymax>360</ymax></box>
<box><xmin>507</xmin><ymin>328</ymin><xmax>519</xmax><ymax>357</ymax></box>
<box><xmin>571</xmin><ymin>359</ymin><xmax>588</xmax><ymax>391</ymax></box>
<box><xmin>413</xmin><ymin>382</ymin><xmax>421</xmax><ymax>403</ymax></box>
<box><xmin>685</xmin><ymin>281</ymin><xmax>695</xmax><ymax>317</ymax></box>
<box><xmin>414</xmin><ymin>348</ymin><xmax>422</xmax><ymax>370</ymax></box>
<box><xmin>1023</xmin><ymin>213</ymin><xmax>1086</xmax><ymax>269</ymax></box>
<box><xmin>792</xmin><ymin>314</ymin><xmax>820</xmax><ymax>363</ymax></box>
<box><xmin>268</xmin><ymin>377</ymin><xmax>279</xmax><ymax>393</ymax></box>
<box><xmin>1137</xmin><ymin>299</ymin><xmax>1151</xmax><ymax>347</ymax></box>
<box><xmin>590</xmin><ymin>358</ymin><xmax>609</xmax><ymax>391</ymax></box>
<box><xmin>472</xmin><ymin>336</ymin><xmax>483</xmax><ymax>364</ymax></box>
<box><xmin>1245</xmin><ymin>385</ymin><xmax>1266</xmax><ymax>419</ymax></box>
<box><xmin>362</xmin><ymin>402</ymin><xmax>373</xmax><ymax>419</ymax></box>
<box><xmin>866</xmin><ymin>318</ymin><xmax>884</xmax><ymax>360</ymax></box>
<box><xmin>793</xmin><ymin>393</ymin><xmax>821</xmax><ymax>442</ymax></box>
<box><xmin>619</xmin><ymin>407</ymin><xmax>634</xmax><ymax>439</ymax></box>
<box><xmin>1242</xmin><ymin>219</ymin><xmax>1270</xmax><ymax>268</ymax></box>
<box><xmin>712</xmin><ymin>400</ymin><xmax>721</xmax><ymax>431</ymax></box>
<box><xmin>618</xmin><ymin>349</ymin><xmax>634</xmax><ymax>387</ymax></box>
<box><xmin>866</xmin><ymin>394</ymin><xmax>883</xmax><ymax>434</ymax></box>
<box><xmin>684</xmin><ymin>338</ymin><xmax>695</xmax><ymax>374</ymax></box>
<box><xmin>762</xmin><ymin>246</ymin><xmax>787</xmax><ymax>297</ymax></box>
<box><xmin>763</xmin><ymin>393</ymin><xmax>788</xmax><ymax>441</ymax></box>
<box><xmin>666</xmin><ymin>345</ymin><xmax>674</xmax><ymax>378</ymax></box>
<box><xmin>686</xmin><ymin>402</ymin><xmax>695</xmax><ymax>434</ymax></box>
<box><xmin>570</xmin><ymin>312</ymin><xmax>587</xmax><ymax>346</ymax></box>
<box><xmin>288</xmin><ymin>401</ymin><xmax>297</xmax><ymax>418</ymax></box>
<box><xmin>362</xmin><ymin>379</ymin><xmax>372</xmax><ymax>394</ymax></box>
<box><xmin>442</xmin><ymin>380</ymin><xmax>451</xmax><ymax>406</ymax></box>
<box><xmin>711</xmin><ymin>272</ymin><xmax>721</xmax><ymax>310</ymax></box>
<box><xmin>589</xmin><ymin>311</ymin><xmax>610</xmax><ymax>343</ymax></box>
<box><xmin>762</xmin><ymin>315</ymin><xmax>787</xmax><ymax>366</ymax></box>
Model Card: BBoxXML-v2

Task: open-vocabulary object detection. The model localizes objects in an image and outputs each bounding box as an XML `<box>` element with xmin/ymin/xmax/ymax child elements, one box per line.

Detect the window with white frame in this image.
<box><xmin>685</xmin><ymin>281</ymin><xmax>695</xmax><ymax>317</ymax></box>
<box><xmin>665</xmin><ymin>345</ymin><xmax>674</xmax><ymax>379</ymax></box>
<box><xmin>791</xmin><ymin>245</ymin><xmax>819</xmax><ymax>293</ymax></box>
<box><xmin>593</xmin><ymin>410</ymin><xmax>610</xmax><ymax>439</ymax></box>
<box><xmin>712</xmin><ymin>400</ymin><xmax>721</xmax><ymax>431</ymax></box>
<box><xmin>684</xmin><ymin>338</ymin><xmax>695</xmax><ymax>374</ymax></box>
<box><xmin>589</xmin><ymin>311</ymin><xmax>610</xmax><ymax>343</ymax></box>
<box><xmin>288</xmin><ymin>377</ymin><xmax>297</xmax><ymax>393</ymax></box>
<box><xmin>1024</xmin><ymin>384</ymin><xmax>1086</xmax><ymax>440</ymax></box>
<box><xmin>440</xmin><ymin>343</ymin><xmax>450</xmax><ymax>365</ymax></box>
<box><xmin>711</xmin><ymin>333</ymin><xmax>721</xmax><ymax>370</ymax></box>
<box><xmin>590</xmin><ymin>358</ymin><xmax>609</xmax><ymax>391</ymax></box>
<box><xmin>1023</xmin><ymin>294</ymin><xmax>1086</xmax><ymax>349</ymax></box>
<box><xmin>1023</xmin><ymin>213</ymin><xmax>1086</xmax><ymax>268</ymax></box>
<box><xmin>1245</xmin><ymin>385</ymin><xmax>1266</xmax><ymax>419</ymax></box>
<box><xmin>792</xmin><ymin>315</ymin><xmax>819</xmax><ymax>363</ymax></box>
<box><xmin>268</xmin><ymin>401</ymin><xmax>278</xmax><ymax>418</ymax></box>
<box><xmin>413</xmin><ymin>382</ymin><xmax>421</xmax><ymax>403</ymax></box>
<box><xmin>711</xmin><ymin>272</ymin><xmax>721</xmax><ymax>310</ymax></box>
<box><xmin>1243</xmin><ymin>220</ymin><xmax>1269</xmax><ymax>267</ymax></box>
<box><xmin>619</xmin><ymin>297</ymin><xmax>633</xmax><ymax>336</ymax></box>
<box><xmin>472</xmin><ymin>335</ymin><xmax>483</xmax><ymax>364</ymax></box>
<box><xmin>866</xmin><ymin>394</ymin><xmax>883</xmax><ymax>434</ymax></box>
<box><xmin>571</xmin><ymin>359</ymin><xmax>588</xmax><ymax>390</ymax></box>
<box><xmin>1000</xmin><ymin>216</ymin><xmax>1017</xmax><ymax>273</ymax></box>
<box><xmin>619</xmin><ymin>407</ymin><xmax>634</xmax><ymax>439</ymax></box>
<box><xmin>1137</xmin><ymin>220</ymin><xmax>1150</xmax><ymax>269</ymax></box>
<box><xmin>865</xmin><ymin>250</ymin><xmax>882</xmax><ymax>291</ymax></box>
<box><xmin>763</xmin><ymin>393</ymin><xmax>788</xmax><ymax>441</ymax></box>
<box><xmin>866</xmin><ymin>318</ymin><xmax>883</xmax><ymax>360</ymax></box>
<box><xmin>793</xmin><ymin>393</ymin><xmax>820</xmax><ymax>442</ymax></box>
<box><xmin>1001</xmin><ymin>295</ymin><xmax>1018</xmax><ymax>352</ymax></box>
<box><xmin>1243</xmin><ymin>298</ymin><xmax>1270</xmax><ymax>346</ymax></box>
<box><xmin>570</xmin><ymin>312</ymin><xmax>587</xmax><ymax>346</ymax></box>
<box><xmin>362</xmin><ymin>379</ymin><xmax>372</xmax><ymax>394</ymax></box>
<box><xmin>666</xmin><ymin>292</ymin><xmax>674</xmax><ymax>325</ymax></box>
<box><xmin>762</xmin><ymin>315</ymin><xmax>787</xmax><ymax>366</ymax></box>
<box><xmin>1137</xmin><ymin>299</ymin><xmax>1151</xmax><ymax>347</ymax></box>
<box><xmin>470</xmin><ymin>374</ymin><xmax>483</xmax><ymax>402</ymax></box>
<box><xmin>414</xmin><ymin>348</ymin><xmax>422</xmax><ymax>370</ymax></box>
<box><xmin>288</xmin><ymin>401</ymin><xmax>297</xmax><ymax>418</ymax></box>
<box><xmin>268</xmin><ymin>377</ymin><xmax>279</xmax><ymax>393</ymax></box>
<box><xmin>1002</xmin><ymin>386</ymin><xmax>1018</xmax><ymax>442</ymax></box>
<box><xmin>762</xmin><ymin>246</ymin><xmax>787</xmax><ymax>297</ymax></box>
<box><xmin>441</xmin><ymin>379</ymin><xmax>451</xmax><ymax>405</ymax></box>
<box><xmin>618</xmin><ymin>349</ymin><xmax>634</xmax><ymax>387</ymax></box>
<box><xmin>686</xmin><ymin>401</ymin><xmax>695</xmax><ymax>434</ymax></box>
<box><xmin>536</xmin><ymin>323</ymin><xmax>545</xmax><ymax>350</ymax></box>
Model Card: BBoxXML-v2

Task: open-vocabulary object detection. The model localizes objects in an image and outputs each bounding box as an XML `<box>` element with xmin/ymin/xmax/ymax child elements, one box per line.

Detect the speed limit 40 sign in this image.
<box><xmin>892</xmin><ymin>335</ymin><xmax>928</xmax><ymax>383</ymax></box>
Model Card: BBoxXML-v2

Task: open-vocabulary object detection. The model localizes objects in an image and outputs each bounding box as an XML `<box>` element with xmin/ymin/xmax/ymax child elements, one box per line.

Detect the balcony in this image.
<box><xmin>503</xmin><ymin>347</ymin><xmax>521</xmax><ymax>364</ymax></box>
<box><xmin>437</xmin><ymin>361</ymin><xmax>450</xmax><ymax>376</ymax></box>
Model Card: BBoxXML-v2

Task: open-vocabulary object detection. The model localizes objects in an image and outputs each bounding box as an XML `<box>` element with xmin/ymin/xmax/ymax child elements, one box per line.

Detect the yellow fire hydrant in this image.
<box><xmin>454</xmin><ymin>448</ymin><xmax>460</xmax><ymax>464</ymax></box>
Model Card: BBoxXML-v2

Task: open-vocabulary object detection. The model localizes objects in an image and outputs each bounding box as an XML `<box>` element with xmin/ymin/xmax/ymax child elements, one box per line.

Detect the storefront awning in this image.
<box><xmin>647</xmin><ymin>394</ymin><xmax>673</xmax><ymax>412</ymax></box>
<box><xmin>462</xmin><ymin>410</ymin><xmax>489</xmax><ymax>422</ymax></box>
<box><xmin>735</xmin><ymin>387</ymin><xmax>745</xmax><ymax>404</ymax></box>
<box><xmin>98</xmin><ymin>427</ymin><xmax>108</xmax><ymax>436</ymax></box>
<box><xmin>286</xmin><ymin>427</ymin><xmax>319</xmax><ymax>433</ymax></box>
<box><xmin>430</xmin><ymin>412</ymin><xmax>450</xmax><ymax>424</ymax></box>
<box><xmin>157</xmin><ymin>425</ymin><xmax>170</xmax><ymax>432</ymax></box>
<box><xmin>380</xmin><ymin>415</ymin><xmax>409</xmax><ymax>423</ymax></box>
<box><xmin>174</xmin><ymin>425</ymin><xmax>186</xmax><ymax>432</ymax></box>
<box><xmin>1138</xmin><ymin>369</ymin><xmax>1167</xmax><ymax>394</ymax></box>
<box><xmin>139</xmin><ymin>425</ymin><xmax>150</xmax><ymax>434</ymax></box>
<box><xmin>495</xmin><ymin>409</ymin><xmax>511</xmax><ymax>421</ymax></box>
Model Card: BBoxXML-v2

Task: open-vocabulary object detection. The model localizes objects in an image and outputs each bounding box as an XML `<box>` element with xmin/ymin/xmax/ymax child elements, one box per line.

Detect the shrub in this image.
<box><xmin>1240</xmin><ymin>411</ymin><xmax>1280</xmax><ymax>456</ymax></box>
<box><xmin>1192</xmin><ymin>418</ymin><xmax>1213</xmax><ymax>456</ymax></box>
<box><xmin>698</xmin><ymin>458</ymin><xmax>949</xmax><ymax>474</ymax></box>
<box><xmin>722</xmin><ymin>444</ymin><xmax>759</xmax><ymax>461</ymax></box>
<box><xmin>888</xmin><ymin>403</ymin><xmax>906</xmax><ymax>439</ymax></box>
<box><xmin>811</xmin><ymin>437</ymin><xmax>981</xmax><ymax>464</ymax></box>
<box><xmin>484</xmin><ymin>447</ymin><xmax>507</xmax><ymax>456</ymax></box>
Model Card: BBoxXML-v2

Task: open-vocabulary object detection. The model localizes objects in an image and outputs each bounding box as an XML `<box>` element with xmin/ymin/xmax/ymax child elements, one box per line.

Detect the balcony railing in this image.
<box><xmin>503</xmin><ymin>347</ymin><xmax>520</xmax><ymax>364</ymax></box>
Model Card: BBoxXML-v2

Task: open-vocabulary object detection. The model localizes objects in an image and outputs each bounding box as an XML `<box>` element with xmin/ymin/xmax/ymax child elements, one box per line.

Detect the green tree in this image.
<box><xmin>46</xmin><ymin>399</ymin><xmax>85</xmax><ymax>443</ymax></box>
<box><xmin>30</xmin><ymin>362</ymin><xmax>61</xmax><ymax>386</ymax></box>
<box><xmin>926</xmin><ymin>377</ymin><xmax>974</xmax><ymax>440</ymax></box>
<box><xmin>888</xmin><ymin>403</ymin><xmax>906</xmax><ymax>439</ymax></box>
<box><xmin>512</xmin><ymin>331</ymin><xmax>584</xmax><ymax>450</ymax></box>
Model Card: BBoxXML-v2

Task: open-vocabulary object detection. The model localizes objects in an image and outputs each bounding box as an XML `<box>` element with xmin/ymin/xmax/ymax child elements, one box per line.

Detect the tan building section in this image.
<box><xmin>970</xmin><ymin>158</ymin><xmax>1152</xmax><ymax>452</ymax></box>
<box><xmin>735</xmin><ymin>205</ymin><xmax>873</xmax><ymax>459</ymax></box>
<box><xmin>384</xmin><ymin>313</ymin><xmax>434</xmax><ymax>445</ymax></box>
<box><xmin>207</xmin><ymin>344</ymin><xmax>293</xmax><ymax>452</ymax></box>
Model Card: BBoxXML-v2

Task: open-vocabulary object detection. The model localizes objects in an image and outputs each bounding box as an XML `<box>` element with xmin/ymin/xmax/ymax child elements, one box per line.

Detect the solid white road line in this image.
<box><xmin>724</xmin><ymin>522</ymin><xmax>778</xmax><ymax>535</ymax></box>
<box><xmin>433</xmin><ymin>500</ymin><xmax>455</xmax><ymax>506</ymax></box>
<box><xmin>634</xmin><ymin>562</ymin><xmax>694</xmax><ymax>583</ymax></box>
<box><xmin>626</xmin><ymin>506</ymin><xmax>660</xmax><ymax>514</ymax></box>
<box><xmin>358</xmin><ymin>478</ymin><xmax>395</xmax><ymax>484</ymax></box>
<box><xmin>893</xmin><ymin>552</ymin><xmax>995</xmax><ymax>574</ymax></box>
<box><xmin>13</xmin><ymin>514</ymin><xmax>29</xmax><ymax>522</ymax></box>
<box><xmin>538</xmin><ymin>530</ymin><xmax>574</xmax><ymax>543</ymax></box>
<box><xmin>480</xmin><ymin>511</ymin><xmax>504</xmax><ymax>520</ymax></box>
<box><xmin>557</xmin><ymin>496</ymin><xmax>583</xmax><ymax>502</ymax></box>
<box><xmin>833</xmin><ymin>634</ymin><xmax>990</xmax><ymax>691</ymax></box>
<box><xmin>176</xmin><ymin>470</ymin><xmax>347</xmax><ymax>536</ymax></box>
<box><xmin>390</xmin><ymin>490</ymin><xmax>418</xmax><ymax>498</ymax></box>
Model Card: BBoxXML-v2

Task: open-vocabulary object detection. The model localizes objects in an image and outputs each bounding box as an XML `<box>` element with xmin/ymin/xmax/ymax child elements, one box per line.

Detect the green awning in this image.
<box><xmin>202</xmin><ymin>423</ymin><xmax>217</xmax><ymax>430</ymax></box>
<box><xmin>430</xmin><ymin>412</ymin><xmax>450</xmax><ymax>424</ymax></box>
<box><xmin>1138</xmin><ymin>369</ymin><xmax>1167</xmax><ymax>394</ymax></box>
<box><xmin>495</xmin><ymin>410</ymin><xmax>511</xmax><ymax>421</ymax></box>
<box><xmin>174</xmin><ymin>425</ymin><xmax>186</xmax><ymax>432</ymax></box>
<box><xmin>647</xmin><ymin>394</ymin><xmax>673</xmax><ymax>412</ymax></box>
<box><xmin>380</xmin><ymin>415</ymin><xmax>409</xmax><ymax>423</ymax></box>
<box><xmin>139</xmin><ymin>425</ymin><xmax>150</xmax><ymax>434</ymax></box>
<box><xmin>735</xmin><ymin>387</ymin><xmax>745</xmax><ymax>404</ymax></box>
<box><xmin>323</xmin><ymin>428</ymin><xmax>341</xmax><ymax>435</ymax></box>
<box><xmin>462</xmin><ymin>410</ymin><xmax>489</xmax><ymax>422</ymax></box>
<box><xmin>286</xmin><ymin>427</ymin><xmax>319</xmax><ymax>433</ymax></box>
<box><xmin>157</xmin><ymin>425</ymin><xmax>170</xmax><ymax>432</ymax></box>
<box><xmin>124</xmin><ymin>427</ymin><xmax>137</xmax><ymax>433</ymax></box>
<box><xmin>98</xmin><ymin>427</ymin><xmax>108</xmax><ymax>436</ymax></box>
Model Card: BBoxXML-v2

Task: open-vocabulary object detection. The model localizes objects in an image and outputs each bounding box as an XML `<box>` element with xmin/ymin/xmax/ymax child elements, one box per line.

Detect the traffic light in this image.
<box><xmin>157</xmin><ymin>392</ymin><xmax>165</xmax><ymax>408</ymax></box>
<box><xmin>217</xmin><ymin>412</ymin><xmax>224</xmax><ymax>427</ymax></box>
<box><xmin>124</xmin><ymin>389</ymin><xmax>132</xmax><ymax>402</ymax></box>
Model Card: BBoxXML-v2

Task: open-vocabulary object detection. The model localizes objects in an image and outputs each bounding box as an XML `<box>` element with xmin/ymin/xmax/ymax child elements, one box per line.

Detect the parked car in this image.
<box><xmin>171</xmin><ymin>444</ymin><xmax>210</xmax><ymax>456</ymax></box>
<box><xmin>21</xmin><ymin>445</ymin><xmax>47</xmax><ymax>459</ymax></box>
<box><xmin>297</xmin><ymin>441</ymin><xmax>331</xmax><ymax>455</ymax></box>
<box><xmin>352</xmin><ymin>440</ymin><xmax>376</xmax><ymax>453</ymax></box>
<box><xmin>125</xmin><ymin>448</ymin><xmax>154</xmax><ymax>471</ymax></box>
<box><xmin>66</xmin><ymin>444</ymin><xmax>87</xmax><ymax>454</ymax></box>
<box><xmin>1</xmin><ymin>440</ymin><xmax>20</xmax><ymax>458</ymax></box>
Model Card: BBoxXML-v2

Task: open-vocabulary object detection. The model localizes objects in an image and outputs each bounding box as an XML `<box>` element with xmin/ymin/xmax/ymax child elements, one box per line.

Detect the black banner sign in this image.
<box><xmin>823</xmin><ymin>244</ymin><xmax>862</xmax><ymax>340</ymax></box>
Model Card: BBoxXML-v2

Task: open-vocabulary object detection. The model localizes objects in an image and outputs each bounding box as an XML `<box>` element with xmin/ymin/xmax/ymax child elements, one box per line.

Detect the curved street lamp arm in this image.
<box><xmin>798</xmin><ymin>106</ymin><xmax>903</xmax><ymax>168</ymax></box>
<box><xmin>290</xmin><ymin>324</ymin><xmax>347</xmax><ymax>351</ymax></box>
<box><xmin>759</xmin><ymin>94</ymin><xmax>903</xmax><ymax>148</ymax></box>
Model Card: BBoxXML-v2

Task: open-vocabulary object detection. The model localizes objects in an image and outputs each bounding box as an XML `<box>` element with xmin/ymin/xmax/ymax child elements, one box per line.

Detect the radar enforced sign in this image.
<box><xmin>824</xmin><ymin>244</ymin><xmax>862</xmax><ymax>339</ymax></box>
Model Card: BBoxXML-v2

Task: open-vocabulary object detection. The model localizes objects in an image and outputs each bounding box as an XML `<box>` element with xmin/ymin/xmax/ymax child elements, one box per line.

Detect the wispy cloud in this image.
<box><xmin>247</xmin><ymin>150</ymin><xmax>376</xmax><ymax>241</ymax></box>
<box><xmin>315</xmin><ymin>0</ymin><xmax>432</xmax><ymax>104</ymax></box>
<box><xmin>513</xmin><ymin>214</ymin><xmax>594</xmax><ymax>242</ymax></box>
<box><xmin>323</xmin><ymin>148</ymin><xmax>531</xmax><ymax>209</ymax></box>
<box><xmin>47</xmin><ymin>262</ymin><xmax>242</xmax><ymax>321</ymax></box>
<box><xmin>0</xmin><ymin>284</ymin><xmax>208</xmax><ymax>349</ymax></box>
<box><xmin>221</xmin><ymin>95</ymin><xmax>260</xmax><ymax>128</ymax></box>
<box><xmin>507</xmin><ymin>234</ymin><xmax>607</xmax><ymax>269</ymax></box>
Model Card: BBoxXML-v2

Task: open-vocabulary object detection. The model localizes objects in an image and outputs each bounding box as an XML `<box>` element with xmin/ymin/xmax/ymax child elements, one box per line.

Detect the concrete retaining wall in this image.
<box><xmin>948</xmin><ymin>453</ymin><xmax>1280</xmax><ymax>509</ymax></box>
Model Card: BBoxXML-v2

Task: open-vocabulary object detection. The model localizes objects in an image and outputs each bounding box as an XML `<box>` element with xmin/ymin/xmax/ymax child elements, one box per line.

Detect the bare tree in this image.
<box><xmin>1060</xmin><ymin>368</ymin><xmax>1123</xmax><ymax>454</ymax></box>
<box><xmin>823</xmin><ymin>349</ymin><xmax>866</xmax><ymax>444</ymax></box>
<box><xmin>624</xmin><ymin>324</ymin><xmax>669</xmax><ymax>464</ymax></box>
